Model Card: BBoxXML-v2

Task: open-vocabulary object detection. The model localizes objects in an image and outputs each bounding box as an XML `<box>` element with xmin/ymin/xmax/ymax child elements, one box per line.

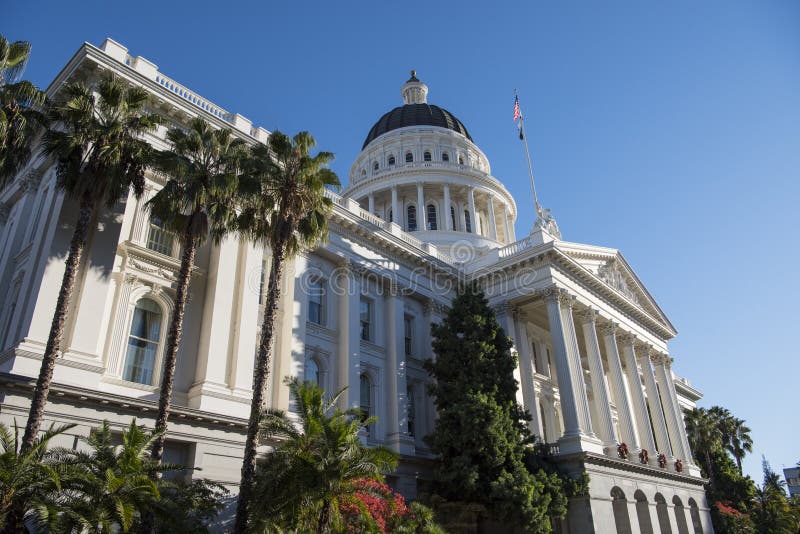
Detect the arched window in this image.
<box><xmin>388</xmin><ymin>208</ymin><xmax>393</xmax><ymax>223</ymax></box>
<box><xmin>450</xmin><ymin>206</ymin><xmax>456</xmax><ymax>231</ymax></box>
<box><xmin>361</xmin><ymin>169</ymin><xmax>366</xmax><ymax>178</ymax></box>
<box><xmin>426</xmin><ymin>204</ymin><xmax>437</xmax><ymax>230</ymax></box>
<box><xmin>673</xmin><ymin>496</ymin><xmax>690</xmax><ymax>534</ymax></box>
<box><xmin>464</xmin><ymin>210</ymin><xmax>472</xmax><ymax>233</ymax></box>
<box><xmin>442</xmin><ymin>152</ymin><xmax>449</xmax><ymax>162</ymax></box>
<box><xmin>611</xmin><ymin>487</ymin><xmax>633</xmax><ymax>534</ymax></box>
<box><xmin>407</xmin><ymin>385</ymin><xmax>416</xmax><ymax>437</ymax></box>
<box><xmin>688</xmin><ymin>498</ymin><xmax>703</xmax><ymax>534</ymax></box>
<box><xmin>123</xmin><ymin>299</ymin><xmax>163</xmax><ymax>385</ymax></box>
<box><xmin>405</xmin><ymin>152</ymin><xmax>413</xmax><ymax>163</ymax></box>
<box><xmin>388</xmin><ymin>155</ymin><xmax>396</xmax><ymax>165</ymax></box>
<box><xmin>458</xmin><ymin>155</ymin><xmax>464</xmax><ymax>165</ymax></box>
<box><xmin>635</xmin><ymin>490</ymin><xmax>655</xmax><ymax>534</ymax></box>
<box><xmin>373</xmin><ymin>161</ymin><xmax>379</xmax><ymax>172</ymax></box>
<box><xmin>306</xmin><ymin>358</ymin><xmax>320</xmax><ymax>386</ymax></box>
<box><xmin>360</xmin><ymin>374</ymin><xmax>372</xmax><ymax>433</ymax></box>
<box><xmin>407</xmin><ymin>205</ymin><xmax>417</xmax><ymax>231</ymax></box>
<box><xmin>423</xmin><ymin>151</ymin><xmax>431</xmax><ymax>162</ymax></box>
<box><xmin>655</xmin><ymin>494</ymin><xmax>672</xmax><ymax>534</ymax></box>
<box><xmin>146</xmin><ymin>216</ymin><xmax>174</xmax><ymax>256</ymax></box>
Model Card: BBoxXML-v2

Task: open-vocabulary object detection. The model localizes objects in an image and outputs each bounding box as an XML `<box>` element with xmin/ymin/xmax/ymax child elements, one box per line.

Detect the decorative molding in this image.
<box><xmin>598</xmin><ymin>258</ymin><xmax>639</xmax><ymax>305</ymax></box>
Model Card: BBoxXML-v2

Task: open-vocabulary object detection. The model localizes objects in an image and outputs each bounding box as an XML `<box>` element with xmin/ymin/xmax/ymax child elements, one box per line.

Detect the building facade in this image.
<box><xmin>0</xmin><ymin>38</ymin><xmax>713</xmax><ymax>533</ymax></box>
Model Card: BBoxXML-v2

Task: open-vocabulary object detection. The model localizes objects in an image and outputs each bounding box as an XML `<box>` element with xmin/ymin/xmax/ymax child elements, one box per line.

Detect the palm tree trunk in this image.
<box><xmin>20</xmin><ymin>196</ymin><xmax>93</xmax><ymax>452</ymax></box>
<box><xmin>317</xmin><ymin>500</ymin><xmax>331</xmax><ymax>534</ymax></box>
<box><xmin>233</xmin><ymin>238</ymin><xmax>287</xmax><ymax>534</ymax></box>
<box><xmin>150</xmin><ymin>233</ymin><xmax>197</xmax><ymax>463</ymax></box>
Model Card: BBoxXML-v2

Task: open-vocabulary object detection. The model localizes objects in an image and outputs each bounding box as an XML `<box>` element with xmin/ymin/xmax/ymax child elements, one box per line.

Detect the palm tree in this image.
<box><xmin>0</xmin><ymin>34</ymin><xmax>46</xmax><ymax>186</ymax></box>
<box><xmin>684</xmin><ymin>407</ymin><xmax>723</xmax><ymax>481</ymax></box>
<box><xmin>146</xmin><ymin>118</ymin><xmax>247</xmax><ymax>467</ymax></box>
<box><xmin>20</xmin><ymin>74</ymin><xmax>160</xmax><ymax>453</ymax></box>
<box><xmin>53</xmin><ymin>420</ymin><xmax>180</xmax><ymax>533</ymax></box>
<box><xmin>232</xmin><ymin>131</ymin><xmax>340</xmax><ymax>533</ymax></box>
<box><xmin>249</xmin><ymin>378</ymin><xmax>397</xmax><ymax>534</ymax></box>
<box><xmin>727</xmin><ymin>417</ymin><xmax>754</xmax><ymax>476</ymax></box>
<box><xmin>0</xmin><ymin>422</ymin><xmax>75</xmax><ymax>533</ymax></box>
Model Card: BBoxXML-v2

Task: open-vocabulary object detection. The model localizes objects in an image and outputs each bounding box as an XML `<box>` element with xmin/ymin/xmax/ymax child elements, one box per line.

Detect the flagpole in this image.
<box><xmin>515</xmin><ymin>89</ymin><xmax>542</xmax><ymax>218</ymax></box>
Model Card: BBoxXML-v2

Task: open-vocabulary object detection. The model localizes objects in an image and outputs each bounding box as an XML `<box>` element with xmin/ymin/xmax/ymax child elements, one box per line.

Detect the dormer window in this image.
<box><xmin>388</xmin><ymin>155</ymin><xmax>396</xmax><ymax>165</ymax></box>
<box><xmin>405</xmin><ymin>152</ymin><xmax>413</xmax><ymax>163</ymax></box>
<box><xmin>442</xmin><ymin>152</ymin><xmax>449</xmax><ymax>162</ymax></box>
<box><xmin>423</xmin><ymin>151</ymin><xmax>432</xmax><ymax>162</ymax></box>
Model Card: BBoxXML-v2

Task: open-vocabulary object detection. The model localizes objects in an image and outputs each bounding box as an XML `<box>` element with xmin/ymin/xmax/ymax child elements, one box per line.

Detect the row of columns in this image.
<box><xmin>367</xmin><ymin>183</ymin><xmax>515</xmax><ymax>241</ymax></box>
<box><xmin>504</xmin><ymin>287</ymin><xmax>694</xmax><ymax>468</ymax></box>
<box><xmin>333</xmin><ymin>262</ymin><xmax>439</xmax><ymax>455</ymax></box>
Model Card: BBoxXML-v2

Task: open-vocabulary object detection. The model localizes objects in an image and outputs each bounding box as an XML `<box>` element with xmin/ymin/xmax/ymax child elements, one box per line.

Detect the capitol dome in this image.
<box><xmin>343</xmin><ymin>72</ymin><xmax>517</xmax><ymax>255</ymax></box>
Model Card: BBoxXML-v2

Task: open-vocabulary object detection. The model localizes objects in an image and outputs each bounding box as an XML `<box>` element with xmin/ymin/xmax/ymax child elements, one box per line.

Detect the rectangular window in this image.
<box><xmin>308</xmin><ymin>278</ymin><xmax>325</xmax><ymax>325</ymax></box>
<box><xmin>360</xmin><ymin>298</ymin><xmax>372</xmax><ymax>341</ymax></box>
<box><xmin>404</xmin><ymin>315</ymin><xmax>413</xmax><ymax>357</ymax></box>
<box><xmin>407</xmin><ymin>385</ymin><xmax>415</xmax><ymax>437</ymax></box>
<box><xmin>531</xmin><ymin>341</ymin><xmax>538</xmax><ymax>374</ymax></box>
<box><xmin>146</xmin><ymin>217</ymin><xmax>175</xmax><ymax>256</ymax></box>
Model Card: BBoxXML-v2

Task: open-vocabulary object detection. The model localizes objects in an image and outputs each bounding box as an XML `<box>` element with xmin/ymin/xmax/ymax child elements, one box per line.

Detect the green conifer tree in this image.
<box><xmin>424</xmin><ymin>285</ymin><xmax>579</xmax><ymax>532</ymax></box>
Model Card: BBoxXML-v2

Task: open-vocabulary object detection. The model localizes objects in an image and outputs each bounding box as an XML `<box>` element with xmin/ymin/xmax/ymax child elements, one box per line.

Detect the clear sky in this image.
<box><xmin>5</xmin><ymin>1</ymin><xmax>799</xmax><ymax>483</ymax></box>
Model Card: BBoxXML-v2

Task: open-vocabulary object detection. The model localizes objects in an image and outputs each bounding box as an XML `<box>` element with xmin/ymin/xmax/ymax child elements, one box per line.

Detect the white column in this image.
<box><xmin>443</xmin><ymin>184</ymin><xmax>452</xmax><ymax>231</ymax></box>
<box><xmin>577</xmin><ymin>308</ymin><xmax>618</xmax><ymax>450</ymax></box>
<box><xmin>368</xmin><ymin>193</ymin><xmax>375</xmax><ymax>214</ymax></box>
<box><xmin>501</xmin><ymin>203</ymin><xmax>512</xmax><ymax>243</ymax></box>
<box><xmin>336</xmin><ymin>262</ymin><xmax>362</xmax><ymax>410</ymax></box>
<box><xmin>599</xmin><ymin>322</ymin><xmax>638</xmax><ymax>449</ymax></box>
<box><xmin>230</xmin><ymin>242</ymin><xmax>262</xmax><ymax>393</ymax></box>
<box><xmin>486</xmin><ymin>194</ymin><xmax>498</xmax><ymax>240</ymax></box>
<box><xmin>619</xmin><ymin>333</ymin><xmax>657</xmax><ymax>453</ymax></box>
<box><xmin>391</xmin><ymin>187</ymin><xmax>399</xmax><ymax>226</ymax></box>
<box><xmin>417</xmin><ymin>183</ymin><xmax>427</xmax><ymax>230</ymax></box>
<box><xmin>386</xmin><ymin>281</ymin><xmax>413</xmax><ymax>453</ymax></box>
<box><xmin>190</xmin><ymin>237</ymin><xmax>240</xmax><ymax>407</ymax></box>
<box><xmin>542</xmin><ymin>288</ymin><xmax>602</xmax><ymax>453</ymax></box>
<box><xmin>654</xmin><ymin>354</ymin><xmax>695</xmax><ymax>466</ymax></box>
<box><xmin>638</xmin><ymin>344</ymin><xmax>673</xmax><ymax>457</ymax></box>
<box><xmin>467</xmin><ymin>187</ymin><xmax>477</xmax><ymax>234</ymax></box>
<box><xmin>513</xmin><ymin>312</ymin><xmax>544</xmax><ymax>439</ymax></box>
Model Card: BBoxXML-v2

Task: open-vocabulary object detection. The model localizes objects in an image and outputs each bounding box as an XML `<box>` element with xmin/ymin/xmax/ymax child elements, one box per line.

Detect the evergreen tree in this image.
<box><xmin>424</xmin><ymin>285</ymin><xmax>578</xmax><ymax>532</ymax></box>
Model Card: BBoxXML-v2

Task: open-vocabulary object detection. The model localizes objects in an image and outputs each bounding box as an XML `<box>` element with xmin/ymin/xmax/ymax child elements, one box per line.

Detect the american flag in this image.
<box><xmin>513</xmin><ymin>96</ymin><xmax>522</xmax><ymax>122</ymax></box>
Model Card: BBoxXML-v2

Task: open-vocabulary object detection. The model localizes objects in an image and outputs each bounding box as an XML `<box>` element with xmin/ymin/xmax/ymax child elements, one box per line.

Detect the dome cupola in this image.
<box><xmin>344</xmin><ymin>72</ymin><xmax>517</xmax><ymax>256</ymax></box>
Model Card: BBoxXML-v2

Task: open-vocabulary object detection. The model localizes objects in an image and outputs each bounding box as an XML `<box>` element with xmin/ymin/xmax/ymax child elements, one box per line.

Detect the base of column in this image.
<box><xmin>557</xmin><ymin>433</ymin><xmax>604</xmax><ymax>455</ymax></box>
<box><xmin>386</xmin><ymin>432</ymin><xmax>416</xmax><ymax>455</ymax></box>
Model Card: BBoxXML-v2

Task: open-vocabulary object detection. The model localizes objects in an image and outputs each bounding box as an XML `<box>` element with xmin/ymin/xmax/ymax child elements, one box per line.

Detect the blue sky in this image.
<box><xmin>5</xmin><ymin>1</ymin><xmax>799</xmax><ymax>483</ymax></box>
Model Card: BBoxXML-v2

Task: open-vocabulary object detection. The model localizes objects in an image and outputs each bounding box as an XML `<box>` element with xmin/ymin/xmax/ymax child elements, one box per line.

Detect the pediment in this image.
<box><xmin>555</xmin><ymin>241</ymin><xmax>676</xmax><ymax>334</ymax></box>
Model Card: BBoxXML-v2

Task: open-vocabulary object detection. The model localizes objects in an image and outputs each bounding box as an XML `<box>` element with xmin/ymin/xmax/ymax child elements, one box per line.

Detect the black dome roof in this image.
<box><xmin>362</xmin><ymin>103</ymin><xmax>472</xmax><ymax>149</ymax></box>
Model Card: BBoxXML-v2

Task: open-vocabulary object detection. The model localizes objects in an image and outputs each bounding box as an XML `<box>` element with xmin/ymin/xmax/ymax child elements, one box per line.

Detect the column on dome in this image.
<box><xmin>336</xmin><ymin>261</ymin><xmax>362</xmax><ymax>410</ymax></box>
<box><xmin>502</xmin><ymin>203</ymin><xmax>512</xmax><ymax>243</ymax></box>
<box><xmin>542</xmin><ymin>287</ymin><xmax>602</xmax><ymax>453</ymax></box>
<box><xmin>486</xmin><ymin>193</ymin><xmax>498</xmax><ymax>240</ymax></box>
<box><xmin>599</xmin><ymin>322</ymin><xmax>638</xmax><ymax>449</ymax></box>
<box><xmin>576</xmin><ymin>308</ymin><xmax>618</xmax><ymax>450</ymax></box>
<box><xmin>391</xmin><ymin>187</ymin><xmax>399</xmax><ymax>227</ymax></box>
<box><xmin>467</xmin><ymin>187</ymin><xmax>477</xmax><ymax>235</ymax></box>
<box><xmin>619</xmin><ymin>333</ymin><xmax>657</xmax><ymax>454</ymax></box>
<box><xmin>443</xmin><ymin>184</ymin><xmax>452</xmax><ymax>231</ymax></box>
<box><xmin>638</xmin><ymin>344</ymin><xmax>673</xmax><ymax>457</ymax></box>
<box><xmin>654</xmin><ymin>354</ymin><xmax>694</xmax><ymax>464</ymax></box>
<box><xmin>417</xmin><ymin>183</ymin><xmax>427</xmax><ymax>230</ymax></box>
<box><xmin>368</xmin><ymin>193</ymin><xmax>375</xmax><ymax>214</ymax></box>
<box><xmin>385</xmin><ymin>280</ymin><xmax>413</xmax><ymax>453</ymax></box>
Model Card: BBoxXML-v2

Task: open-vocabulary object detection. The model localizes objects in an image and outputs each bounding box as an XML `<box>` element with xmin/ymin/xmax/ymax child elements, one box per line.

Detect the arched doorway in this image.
<box><xmin>611</xmin><ymin>487</ymin><xmax>633</xmax><ymax>534</ymax></box>
<box><xmin>655</xmin><ymin>493</ymin><xmax>673</xmax><ymax>534</ymax></box>
<box><xmin>634</xmin><ymin>490</ymin><xmax>654</xmax><ymax>534</ymax></box>
<box><xmin>688</xmin><ymin>498</ymin><xmax>703</xmax><ymax>534</ymax></box>
<box><xmin>673</xmin><ymin>496</ymin><xmax>690</xmax><ymax>534</ymax></box>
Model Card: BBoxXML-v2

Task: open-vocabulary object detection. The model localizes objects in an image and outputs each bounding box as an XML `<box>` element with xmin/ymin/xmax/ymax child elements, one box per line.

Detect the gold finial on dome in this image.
<box><xmin>411</xmin><ymin>69</ymin><xmax>416</xmax><ymax>77</ymax></box>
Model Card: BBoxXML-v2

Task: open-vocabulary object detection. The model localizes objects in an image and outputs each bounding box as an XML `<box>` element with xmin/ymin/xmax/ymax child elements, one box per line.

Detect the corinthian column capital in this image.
<box><xmin>576</xmin><ymin>307</ymin><xmax>598</xmax><ymax>324</ymax></box>
<box><xmin>538</xmin><ymin>285</ymin><xmax>574</xmax><ymax>308</ymax></box>
<box><xmin>597</xmin><ymin>320</ymin><xmax>617</xmax><ymax>337</ymax></box>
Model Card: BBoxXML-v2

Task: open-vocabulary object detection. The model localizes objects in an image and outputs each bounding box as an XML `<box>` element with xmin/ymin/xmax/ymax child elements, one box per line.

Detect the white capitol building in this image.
<box><xmin>0</xmin><ymin>38</ymin><xmax>713</xmax><ymax>533</ymax></box>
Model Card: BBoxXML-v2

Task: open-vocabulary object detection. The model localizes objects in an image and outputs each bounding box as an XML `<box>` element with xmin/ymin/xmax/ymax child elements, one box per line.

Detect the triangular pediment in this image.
<box><xmin>554</xmin><ymin>241</ymin><xmax>676</xmax><ymax>335</ymax></box>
